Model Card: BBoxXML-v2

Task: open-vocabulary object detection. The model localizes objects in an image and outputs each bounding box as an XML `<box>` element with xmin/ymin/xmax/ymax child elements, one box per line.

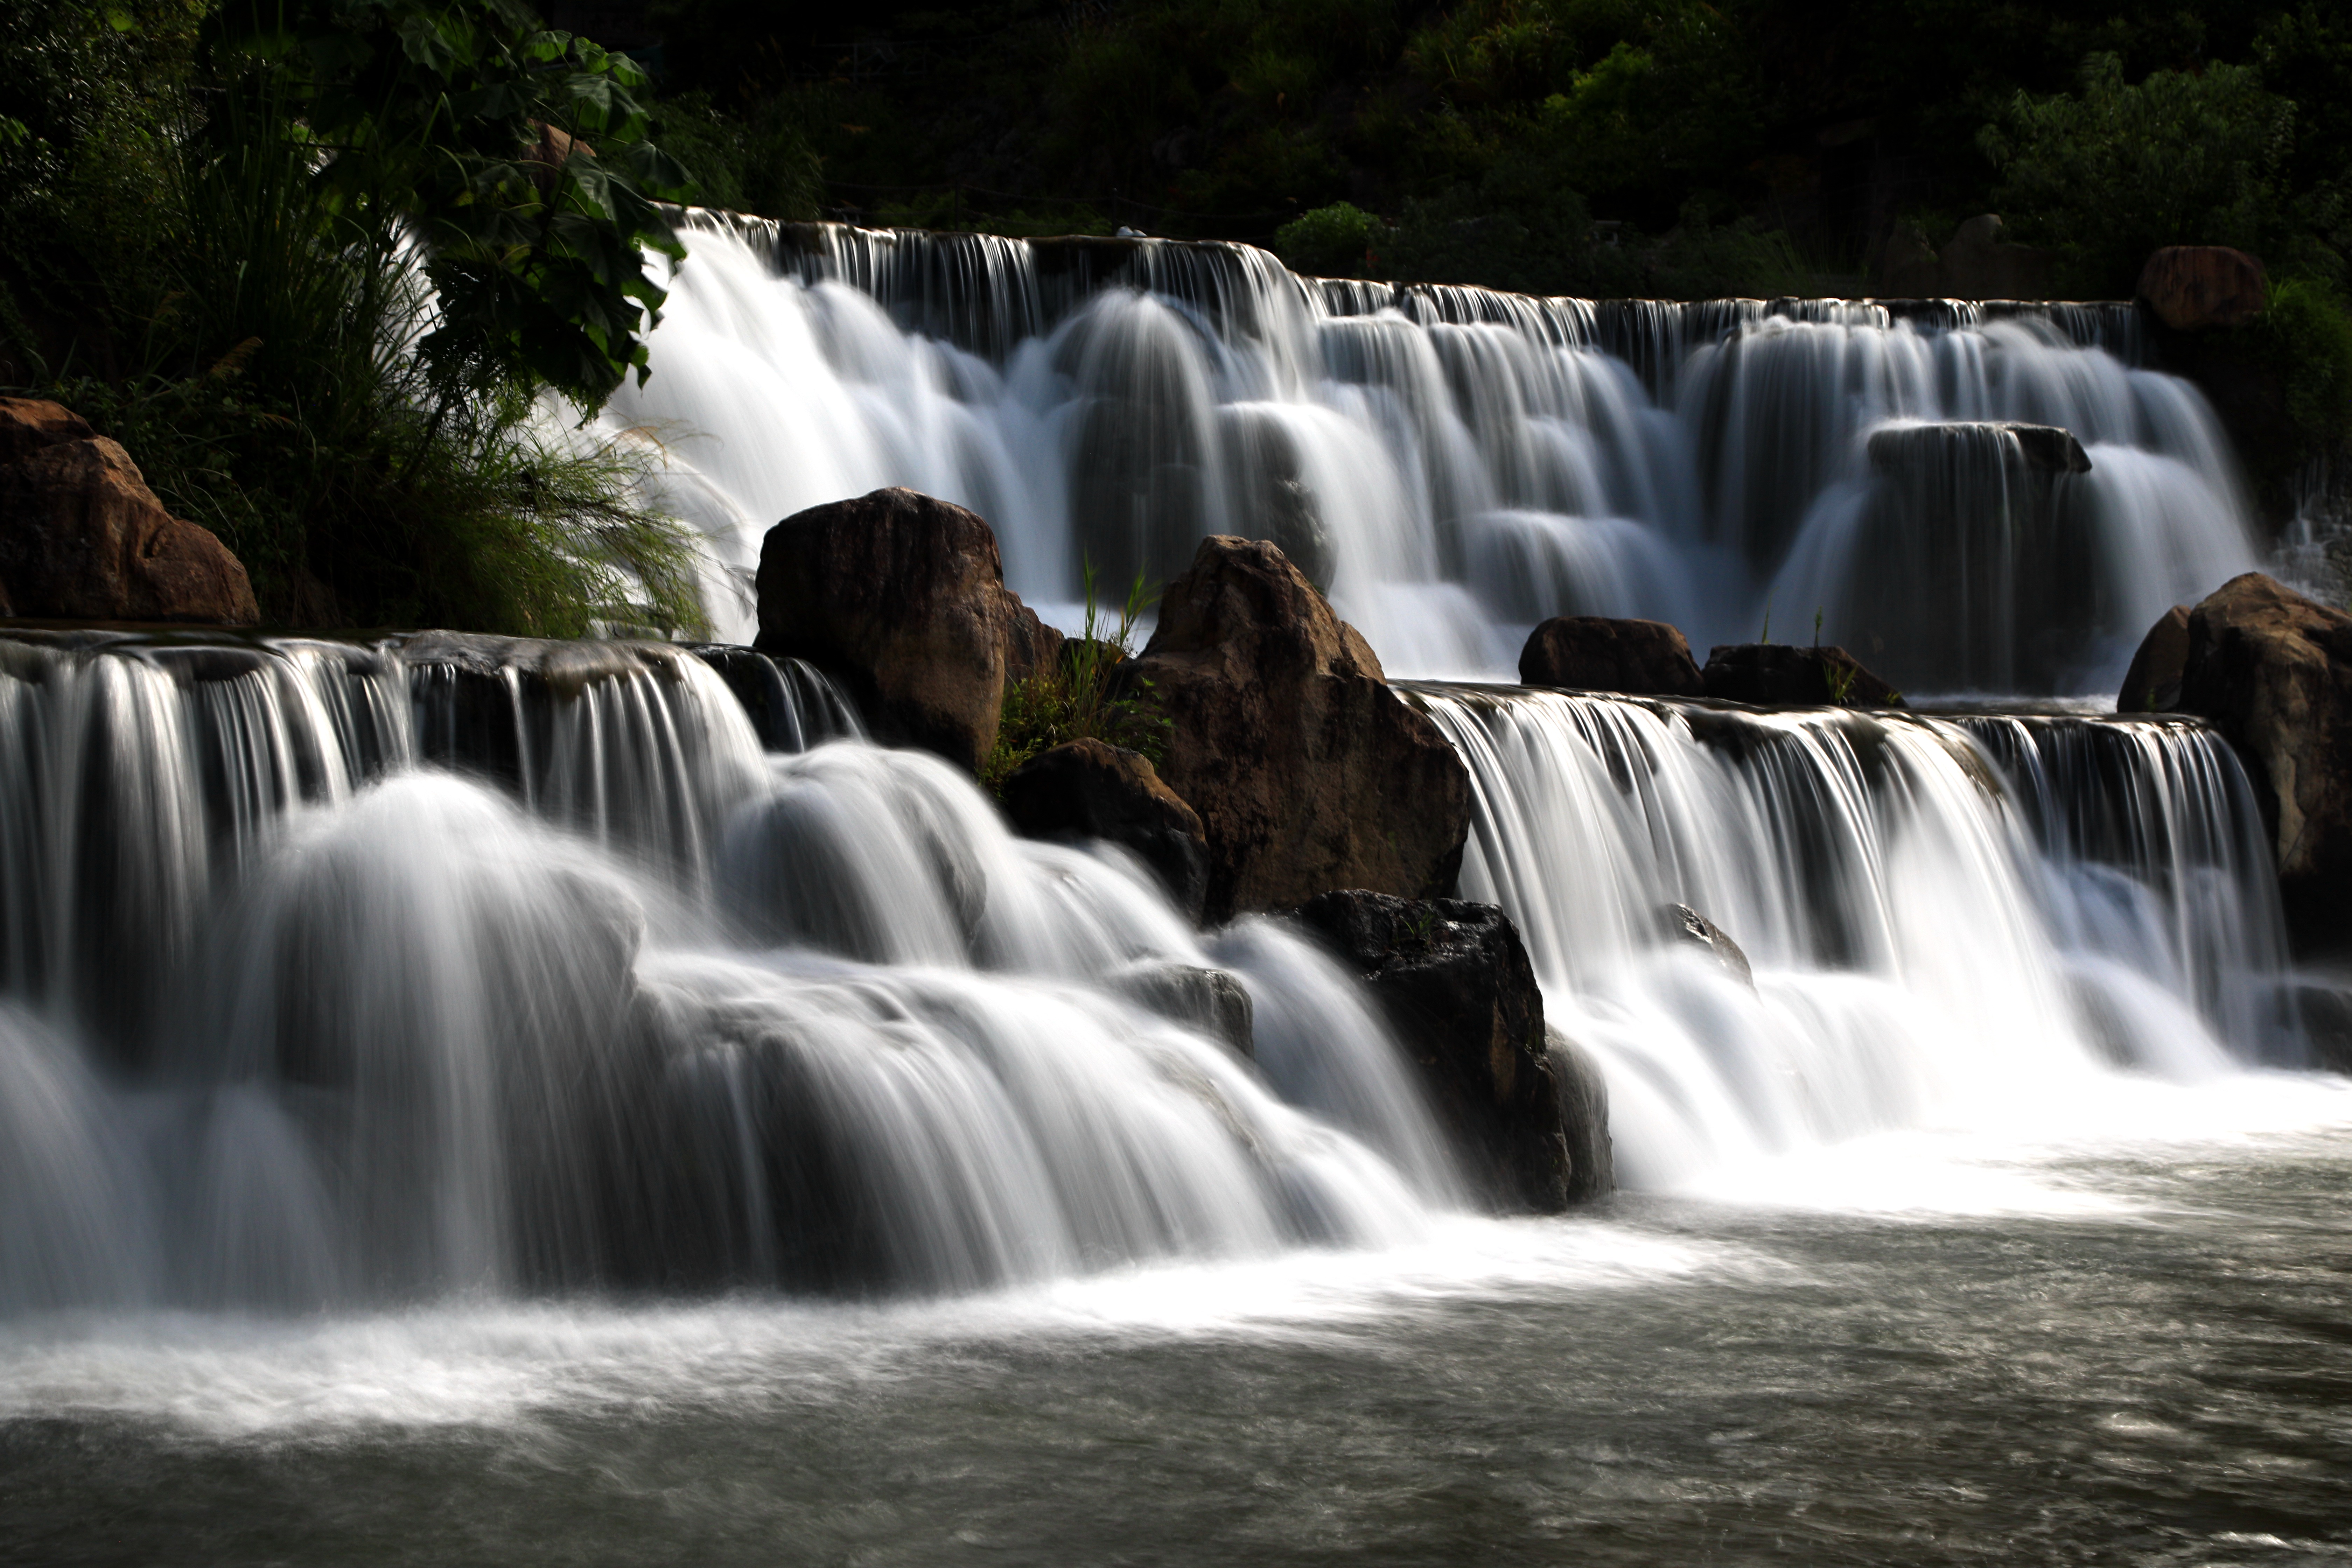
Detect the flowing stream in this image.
<box><xmin>4</xmin><ymin>225</ymin><xmax>2350</xmax><ymax>1563</ymax></box>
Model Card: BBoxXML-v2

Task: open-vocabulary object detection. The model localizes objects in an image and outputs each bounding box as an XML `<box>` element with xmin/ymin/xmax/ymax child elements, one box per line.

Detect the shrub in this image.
<box><xmin>1274</xmin><ymin>202</ymin><xmax>1384</xmax><ymax>278</ymax></box>
<box><xmin>981</xmin><ymin>567</ymin><xmax>1169</xmax><ymax>796</ymax></box>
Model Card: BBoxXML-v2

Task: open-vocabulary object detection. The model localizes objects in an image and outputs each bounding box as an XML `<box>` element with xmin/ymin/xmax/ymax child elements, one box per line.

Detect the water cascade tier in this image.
<box><xmin>606</xmin><ymin>215</ymin><xmax>2260</xmax><ymax>693</ymax></box>
<box><xmin>1408</xmin><ymin>685</ymin><xmax>2311</xmax><ymax>1188</ymax></box>
<box><xmin>0</xmin><ymin>632</ymin><xmax>1454</xmax><ymax>1311</ymax></box>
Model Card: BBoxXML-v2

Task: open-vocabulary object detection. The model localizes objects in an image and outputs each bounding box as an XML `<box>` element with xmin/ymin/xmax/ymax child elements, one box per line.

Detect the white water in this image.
<box><xmin>603</xmin><ymin>216</ymin><xmax>2259</xmax><ymax>692</ymax></box>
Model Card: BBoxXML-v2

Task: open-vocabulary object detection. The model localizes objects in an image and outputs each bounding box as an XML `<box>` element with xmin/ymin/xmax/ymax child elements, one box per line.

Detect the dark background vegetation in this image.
<box><xmin>6</xmin><ymin>0</ymin><xmax>2352</xmax><ymax>630</ymax></box>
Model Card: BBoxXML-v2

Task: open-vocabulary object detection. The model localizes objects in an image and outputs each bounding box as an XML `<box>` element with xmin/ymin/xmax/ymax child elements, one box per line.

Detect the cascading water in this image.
<box><xmin>1407</xmin><ymin>685</ymin><xmax>2312</xmax><ymax>1189</ymax></box>
<box><xmin>604</xmin><ymin>215</ymin><xmax>2260</xmax><ymax>693</ymax></box>
<box><xmin>0</xmin><ymin>632</ymin><xmax>1454</xmax><ymax>1311</ymax></box>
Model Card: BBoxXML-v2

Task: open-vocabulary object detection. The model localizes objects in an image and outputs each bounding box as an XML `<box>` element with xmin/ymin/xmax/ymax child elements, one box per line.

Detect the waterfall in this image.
<box><xmin>1408</xmin><ymin>686</ymin><xmax>2308</xmax><ymax>1189</ymax></box>
<box><xmin>605</xmin><ymin>215</ymin><xmax>2258</xmax><ymax>692</ymax></box>
<box><xmin>0</xmin><ymin>632</ymin><xmax>1452</xmax><ymax>1310</ymax></box>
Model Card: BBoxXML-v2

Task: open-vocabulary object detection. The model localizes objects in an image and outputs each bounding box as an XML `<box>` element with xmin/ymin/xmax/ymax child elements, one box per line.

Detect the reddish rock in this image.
<box><xmin>754</xmin><ymin>488</ymin><xmax>1061</xmax><ymax>772</ymax></box>
<box><xmin>1519</xmin><ymin>616</ymin><xmax>1704</xmax><ymax>696</ymax></box>
<box><xmin>0</xmin><ymin>398</ymin><xmax>259</xmax><ymax>624</ymax></box>
<box><xmin>1001</xmin><ymin>737</ymin><xmax>1210</xmax><ymax>920</ymax></box>
<box><xmin>2137</xmin><ymin>247</ymin><xmax>2268</xmax><ymax>331</ymax></box>
<box><xmin>1122</xmin><ymin>536</ymin><xmax>1469</xmax><ymax>921</ymax></box>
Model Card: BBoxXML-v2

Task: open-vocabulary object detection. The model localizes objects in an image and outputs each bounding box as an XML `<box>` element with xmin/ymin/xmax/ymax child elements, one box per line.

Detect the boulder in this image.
<box><xmin>1122</xmin><ymin>536</ymin><xmax>1470</xmax><ymax>922</ymax></box>
<box><xmin>2170</xmin><ymin>573</ymin><xmax>2352</xmax><ymax>945</ymax></box>
<box><xmin>1660</xmin><ymin>903</ymin><xmax>1754</xmax><ymax>989</ymax></box>
<box><xmin>1519</xmin><ymin>616</ymin><xmax>1704</xmax><ymax>696</ymax></box>
<box><xmin>754</xmin><ymin>488</ymin><xmax>1062</xmax><ymax>773</ymax></box>
<box><xmin>1544</xmin><ymin>1027</ymin><xmax>1615</xmax><ymax>1205</ymax></box>
<box><xmin>0</xmin><ymin>398</ymin><xmax>259</xmax><ymax>624</ymax></box>
<box><xmin>1110</xmin><ymin>959</ymin><xmax>1255</xmax><ymax>1057</ymax></box>
<box><xmin>2137</xmin><ymin>247</ymin><xmax>2267</xmax><ymax>331</ymax></box>
<box><xmin>1934</xmin><ymin>215</ymin><xmax>2054</xmax><ymax>302</ymax></box>
<box><xmin>1865</xmin><ymin>420</ymin><xmax>2091</xmax><ymax>476</ymax></box>
<box><xmin>1702</xmin><ymin>643</ymin><xmax>1905</xmax><ymax>708</ymax></box>
<box><xmin>2119</xmin><ymin>603</ymin><xmax>2193</xmax><ymax>713</ymax></box>
<box><xmin>1001</xmin><ymin>738</ymin><xmax>1210</xmax><ymax>920</ymax></box>
<box><xmin>1282</xmin><ymin>890</ymin><xmax>1584</xmax><ymax>1212</ymax></box>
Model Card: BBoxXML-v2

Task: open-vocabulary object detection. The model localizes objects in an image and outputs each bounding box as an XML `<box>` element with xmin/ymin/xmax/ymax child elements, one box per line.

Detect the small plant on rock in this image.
<box><xmin>982</xmin><ymin>563</ymin><xmax>1170</xmax><ymax>794</ymax></box>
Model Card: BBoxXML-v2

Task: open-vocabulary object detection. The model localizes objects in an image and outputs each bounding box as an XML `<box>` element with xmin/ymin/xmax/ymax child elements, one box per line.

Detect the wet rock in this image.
<box><xmin>754</xmin><ymin>488</ymin><xmax>1062</xmax><ymax>773</ymax></box>
<box><xmin>1702</xmin><ymin>644</ymin><xmax>1905</xmax><ymax>708</ymax></box>
<box><xmin>2119</xmin><ymin>603</ymin><xmax>2193</xmax><ymax>713</ymax></box>
<box><xmin>1001</xmin><ymin>738</ymin><xmax>1210</xmax><ymax>920</ymax></box>
<box><xmin>2170</xmin><ymin>572</ymin><xmax>2352</xmax><ymax>947</ymax></box>
<box><xmin>2137</xmin><ymin>246</ymin><xmax>2268</xmax><ymax>331</ymax></box>
<box><xmin>1111</xmin><ymin>959</ymin><xmax>1255</xmax><ymax>1057</ymax></box>
<box><xmin>1660</xmin><ymin>903</ymin><xmax>1754</xmax><ymax>989</ymax></box>
<box><xmin>1282</xmin><ymin>890</ymin><xmax>1583</xmax><ymax>1212</ymax></box>
<box><xmin>1124</xmin><ymin>536</ymin><xmax>1470</xmax><ymax>921</ymax></box>
<box><xmin>1520</xmin><ymin>616</ymin><xmax>1704</xmax><ymax>696</ymax></box>
<box><xmin>0</xmin><ymin>397</ymin><xmax>259</xmax><ymax>624</ymax></box>
<box><xmin>1865</xmin><ymin>421</ymin><xmax>2091</xmax><ymax>476</ymax></box>
<box><xmin>1545</xmin><ymin>1027</ymin><xmax>1615</xmax><ymax>1205</ymax></box>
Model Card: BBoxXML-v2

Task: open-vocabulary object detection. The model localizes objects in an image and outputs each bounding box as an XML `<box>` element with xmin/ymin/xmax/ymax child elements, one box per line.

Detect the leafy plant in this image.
<box><xmin>1822</xmin><ymin>656</ymin><xmax>1859</xmax><ymax>707</ymax></box>
<box><xmin>1274</xmin><ymin>202</ymin><xmax>1383</xmax><ymax>278</ymax></box>
<box><xmin>982</xmin><ymin>564</ymin><xmax>1169</xmax><ymax>795</ymax></box>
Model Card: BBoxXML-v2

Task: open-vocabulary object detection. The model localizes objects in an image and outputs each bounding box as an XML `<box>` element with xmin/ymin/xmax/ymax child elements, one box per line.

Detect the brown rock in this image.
<box><xmin>1701</xmin><ymin>643</ymin><xmax>1905</xmax><ymax>707</ymax></box>
<box><xmin>1520</xmin><ymin>616</ymin><xmax>1704</xmax><ymax>696</ymax></box>
<box><xmin>2119</xmin><ymin>603</ymin><xmax>2193</xmax><ymax>713</ymax></box>
<box><xmin>1934</xmin><ymin>215</ymin><xmax>2055</xmax><ymax>301</ymax></box>
<box><xmin>1123</xmin><ymin>536</ymin><xmax>1470</xmax><ymax>921</ymax></box>
<box><xmin>753</xmin><ymin>488</ymin><xmax>1062</xmax><ymax>772</ymax></box>
<box><xmin>2171</xmin><ymin>572</ymin><xmax>2352</xmax><ymax>944</ymax></box>
<box><xmin>0</xmin><ymin>402</ymin><xmax>259</xmax><ymax>624</ymax></box>
<box><xmin>1001</xmin><ymin>737</ymin><xmax>1210</xmax><ymax>920</ymax></box>
<box><xmin>1660</xmin><ymin>903</ymin><xmax>1753</xmax><ymax>989</ymax></box>
<box><xmin>1282</xmin><ymin>890</ymin><xmax>1585</xmax><ymax>1212</ymax></box>
<box><xmin>2137</xmin><ymin>246</ymin><xmax>2268</xmax><ymax>331</ymax></box>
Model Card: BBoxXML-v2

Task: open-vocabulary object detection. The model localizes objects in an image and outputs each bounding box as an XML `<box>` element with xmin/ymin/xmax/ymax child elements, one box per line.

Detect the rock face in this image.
<box><xmin>1660</xmin><ymin>903</ymin><xmax>1754</xmax><ymax>989</ymax></box>
<box><xmin>1001</xmin><ymin>737</ymin><xmax>1210</xmax><ymax>920</ymax></box>
<box><xmin>1520</xmin><ymin>616</ymin><xmax>1704</xmax><ymax>696</ymax></box>
<box><xmin>2137</xmin><ymin>247</ymin><xmax>2268</xmax><ymax>331</ymax></box>
<box><xmin>1110</xmin><ymin>959</ymin><xmax>1255</xmax><ymax>1057</ymax></box>
<box><xmin>1702</xmin><ymin>643</ymin><xmax>1905</xmax><ymax>708</ymax></box>
<box><xmin>1123</xmin><ymin>536</ymin><xmax>1470</xmax><ymax>921</ymax></box>
<box><xmin>1283</xmin><ymin>890</ymin><xmax>1584</xmax><ymax>1212</ymax></box>
<box><xmin>754</xmin><ymin>488</ymin><xmax>1061</xmax><ymax>772</ymax></box>
<box><xmin>1864</xmin><ymin>420</ymin><xmax>2092</xmax><ymax>476</ymax></box>
<box><xmin>1544</xmin><ymin>1027</ymin><xmax>1615</xmax><ymax>1205</ymax></box>
<box><xmin>2169</xmin><ymin>573</ymin><xmax>2352</xmax><ymax>943</ymax></box>
<box><xmin>0</xmin><ymin>397</ymin><xmax>259</xmax><ymax>624</ymax></box>
<box><xmin>2119</xmin><ymin>603</ymin><xmax>2193</xmax><ymax>713</ymax></box>
<box><xmin>1880</xmin><ymin>215</ymin><xmax>2053</xmax><ymax>300</ymax></box>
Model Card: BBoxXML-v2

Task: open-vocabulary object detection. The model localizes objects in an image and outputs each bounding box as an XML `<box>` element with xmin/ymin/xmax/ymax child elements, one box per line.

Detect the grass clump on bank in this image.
<box><xmin>981</xmin><ymin>569</ymin><xmax>1170</xmax><ymax>796</ymax></box>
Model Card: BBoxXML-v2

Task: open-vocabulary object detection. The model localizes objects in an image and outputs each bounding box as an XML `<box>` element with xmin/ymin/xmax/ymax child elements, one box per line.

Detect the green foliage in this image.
<box><xmin>1273</xmin><ymin>202</ymin><xmax>1381</xmax><ymax>278</ymax></box>
<box><xmin>1979</xmin><ymin>54</ymin><xmax>2296</xmax><ymax>296</ymax></box>
<box><xmin>981</xmin><ymin>567</ymin><xmax>1169</xmax><ymax>796</ymax></box>
<box><xmin>651</xmin><ymin>91</ymin><xmax>824</xmax><ymax>222</ymax></box>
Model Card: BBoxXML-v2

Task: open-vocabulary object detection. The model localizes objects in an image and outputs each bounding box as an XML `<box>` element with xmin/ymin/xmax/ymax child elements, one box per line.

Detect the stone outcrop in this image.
<box><xmin>1283</xmin><ymin>890</ymin><xmax>1590</xmax><ymax>1212</ymax></box>
<box><xmin>1121</xmin><ymin>536</ymin><xmax>1470</xmax><ymax>922</ymax></box>
<box><xmin>1864</xmin><ymin>420</ymin><xmax>2091</xmax><ymax>476</ymax></box>
<box><xmin>754</xmin><ymin>488</ymin><xmax>1061</xmax><ymax>772</ymax></box>
<box><xmin>1660</xmin><ymin>903</ymin><xmax>1753</xmax><ymax>989</ymax></box>
<box><xmin>1702</xmin><ymin>643</ymin><xmax>1905</xmax><ymax>708</ymax></box>
<box><xmin>2119</xmin><ymin>603</ymin><xmax>2193</xmax><ymax>713</ymax></box>
<box><xmin>2137</xmin><ymin>247</ymin><xmax>2268</xmax><ymax>331</ymax></box>
<box><xmin>1001</xmin><ymin>738</ymin><xmax>1210</xmax><ymax>920</ymax></box>
<box><xmin>1519</xmin><ymin>615</ymin><xmax>1704</xmax><ymax>696</ymax></box>
<box><xmin>1544</xmin><ymin>1027</ymin><xmax>1615</xmax><ymax>1205</ymax></box>
<box><xmin>2168</xmin><ymin>573</ymin><xmax>2352</xmax><ymax>944</ymax></box>
<box><xmin>1110</xmin><ymin>959</ymin><xmax>1255</xmax><ymax>1057</ymax></box>
<box><xmin>0</xmin><ymin>397</ymin><xmax>259</xmax><ymax>624</ymax></box>
<box><xmin>1878</xmin><ymin>215</ymin><xmax>2053</xmax><ymax>301</ymax></box>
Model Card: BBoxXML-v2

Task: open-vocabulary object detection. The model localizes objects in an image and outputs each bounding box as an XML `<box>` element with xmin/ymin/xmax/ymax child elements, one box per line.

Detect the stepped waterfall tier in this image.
<box><xmin>607</xmin><ymin>215</ymin><xmax>2258</xmax><ymax>693</ymax></box>
<box><xmin>7</xmin><ymin>232</ymin><xmax>2352</xmax><ymax>1565</ymax></box>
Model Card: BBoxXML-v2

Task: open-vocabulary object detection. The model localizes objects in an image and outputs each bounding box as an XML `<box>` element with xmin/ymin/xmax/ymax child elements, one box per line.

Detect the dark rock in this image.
<box><xmin>1702</xmin><ymin>643</ymin><xmax>1905</xmax><ymax>708</ymax></box>
<box><xmin>1660</xmin><ymin>903</ymin><xmax>1754</xmax><ymax>989</ymax></box>
<box><xmin>2171</xmin><ymin>573</ymin><xmax>2352</xmax><ymax>947</ymax></box>
<box><xmin>1930</xmin><ymin>215</ymin><xmax>2054</xmax><ymax>301</ymax></box>
<box><xmin>1282</xmin><ymin>890</ymin><xmax>1583</xmax><ymax>1212</ymax></box>
<box><xmin>0</xmin><ymin>398</ymin><xmax>260</xmax><ymax>625</ymax></box>
<box><xmin>1001</xmin><ymin>738</ymin><xmax>1210</xmax><ymax>920</ymax></box>
<box><xmin>1520</xmin><ymin>616</ymin><xmax>1704</xmax><ymax>696</ymax></box>
<box><xmin>1123</xmin><ymin>536</ymin><xmax>1470</xmax><ymax>922</ymax></box>
<box><xmin>1865</xmin><ymin>421</ymin><xmax>2091</xmax><ymax>476</ymax></box>
<box><xmin>2119</xmin><ymin>604</ymin><xmax>2193</xmax><ymax>713</ymax></box>
<box><xmin>2292</xmin><ymin>979</ymin><xmax>2352</xmax><ymax>1072</ymax></box>
<box><xmin>753</xmin><ymin>488</ymin><xmax>1062</xmax><ymax>773</ymax></box>
<box><xmin>1545</xmin><ymin>1027</ymin><xmax>1615</xmax><ymax>1204</ymax></box>
<box><xmin>1111</xmin><ymin>959</ymin><xmax>1255</xmax><ymax>1057</ymax></box>
<box><xmin>2137</xmin><ymin>246</ymin><xmax>2267</xmax><ymax>331</ymax></box>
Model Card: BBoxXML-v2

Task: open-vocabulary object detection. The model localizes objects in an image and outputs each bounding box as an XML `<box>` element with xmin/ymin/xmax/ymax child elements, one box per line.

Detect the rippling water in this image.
<box><xmin>9</xmin><ymin>1099</ymin><xmax>2350</xmax><ymax>1567</ymax></box>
